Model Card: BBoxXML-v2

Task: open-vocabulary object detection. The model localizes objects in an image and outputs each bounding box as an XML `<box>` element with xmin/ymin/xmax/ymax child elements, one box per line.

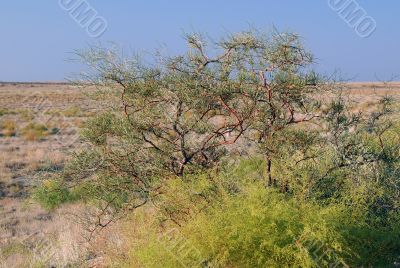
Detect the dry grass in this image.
<box><xmin>0</xmin><ymin>83</ymin><xmax>99</xmax><ymax>267</ymax></box>
<box><xmin>0</xmin><ymin>202</ymin><xmax>93</xmax><ymax>267</ymax></box>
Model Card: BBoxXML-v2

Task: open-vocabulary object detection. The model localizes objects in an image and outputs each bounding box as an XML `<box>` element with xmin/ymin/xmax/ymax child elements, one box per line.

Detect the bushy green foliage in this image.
<box><xmin>172</xmin><ymin>186</ymin><xmax>345</xmax><ymax>267</ymax></box>
<box><xmin>183</xmin><ymin>186</ymin><xmax>399</xmax><ymax>267</ymax></box>
<box><xmin>115</xmin><ymin>162</ymin><xmax>400</xmax><ymax>267</ymax></box>
<box><xmin>33</xmin><ymin>180</ymin><xmax>78</xmax><ymax>210</ymax></box>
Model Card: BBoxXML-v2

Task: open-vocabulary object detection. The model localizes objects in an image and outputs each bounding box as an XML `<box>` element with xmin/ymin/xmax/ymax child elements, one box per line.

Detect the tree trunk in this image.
<box><xmin>265</xmin><ymin>156</ymin><xmax>273</xmax><ymax>187</ymax></box>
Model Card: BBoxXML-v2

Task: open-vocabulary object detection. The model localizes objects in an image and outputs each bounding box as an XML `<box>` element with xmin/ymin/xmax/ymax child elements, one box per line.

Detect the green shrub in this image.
<box><xmin>106</xmin><ymin>156</ymin><xmax>400</xmax><ymax>267</ymax></box>
<box><xmin>122</xmin><ymin>179</ymin><xmax>400</xmax><ymax>267</ymax></box>
<box><xmin>33</xmin><ymin>180</ymin><xmax>78</xmax><ymax>210</ymax></box>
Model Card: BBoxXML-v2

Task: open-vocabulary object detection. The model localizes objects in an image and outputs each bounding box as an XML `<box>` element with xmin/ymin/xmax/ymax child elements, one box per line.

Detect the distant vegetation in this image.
<box><xmin>35</xmin><ymin>29</ymin><xmax>400</xmax><ymax>267</ymax></box>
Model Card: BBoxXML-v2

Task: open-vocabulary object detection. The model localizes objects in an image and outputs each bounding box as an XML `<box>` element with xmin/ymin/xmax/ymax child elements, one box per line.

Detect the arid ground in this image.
<box><xmin>1</xmin><ymin>82</ymin><xmax>399</xmax><ymax>267</ymax></box>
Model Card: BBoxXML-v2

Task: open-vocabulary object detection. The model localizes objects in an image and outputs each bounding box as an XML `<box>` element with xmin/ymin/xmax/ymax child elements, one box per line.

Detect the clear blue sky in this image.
<box><xmin>0</xmin><ymin>1</ymin><xmax>398</xmax><ymax>82</ymax></box>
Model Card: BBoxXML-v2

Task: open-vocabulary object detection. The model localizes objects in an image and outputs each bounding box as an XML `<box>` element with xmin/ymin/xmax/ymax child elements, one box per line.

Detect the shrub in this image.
<box><xmin>33</xmin><ymin>180</ymin><xmax>77</xmax><ymax>210</ymax></box>
<box><xmin>62</xmin><ymin>106</ymin><xmax>82</xmax><ymax>117</ymax></box>
<box><xmin>21</xmin><ymin>122</ymin><xmax>49</xmax><ymax>141</ymax></box>
<box><xmin>0</xmin><ymin>119</ymin><xmax>17</xmax><ymax>137</ymax></box>
<box><xmin>182</xmin><ymin>187</ymin><xmax>400</xmax><ymax>267</ymax></box>
<box><xmin>0</xmin><ymin>109</ymin><xmax>16</xmax><ymax>117</ymax></box>
<box><xmin>121</xmin><ymin>178</ymin><xmax>400</xmax><ymax>267</ymax></box>
<box><xmin>17</xmin><ymin>109</ymin><xmax>34</xmax><ymax>121</ymax></box>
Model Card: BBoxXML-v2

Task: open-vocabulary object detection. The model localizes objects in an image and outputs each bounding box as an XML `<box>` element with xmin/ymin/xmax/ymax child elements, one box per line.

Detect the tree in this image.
<box><xmin>50</xmin><ymin>29</ymin><xmax>399</xmax><ymax>228</ymax></box>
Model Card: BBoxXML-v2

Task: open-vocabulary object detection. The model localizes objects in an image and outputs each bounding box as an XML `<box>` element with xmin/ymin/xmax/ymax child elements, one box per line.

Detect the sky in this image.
<box><xmin>0</xmin><ymin>1</ymin><xmax>398</xmax><ymax>82</ymax></box>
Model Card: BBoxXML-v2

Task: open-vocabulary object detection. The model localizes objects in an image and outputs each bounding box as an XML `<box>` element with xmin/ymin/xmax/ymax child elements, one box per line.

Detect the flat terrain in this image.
<box><xmin>0</xmin><ymin>83</ymin><xmax>100</xmax><ymax>267</ymax></box>
<box><xmin>0</xmin><ymin>82</ymin><xmax>399</xmax><ymax>266</ymax></box>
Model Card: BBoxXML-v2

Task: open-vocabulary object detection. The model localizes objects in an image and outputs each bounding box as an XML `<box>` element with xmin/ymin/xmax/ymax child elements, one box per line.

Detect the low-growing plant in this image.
<box><xmin>62</xmin><ymin>106</ymin><xmax>82</xmax><ymax>117</ymax></box>
<box><xmin>0</xmin><ymin>241</ymin><xmax>31</xmax><ymax>264</ymax></box>
<box><xmin>21</xmin><ymin>122</ymin><xmax>49</xmax><ymax>141</ymax></box>
<box><xmin>17</xmin><ymin>109</ymin><xmax>34</xmax><ymax>121</ymax></box>
<box><xmin>0</xmin><ymin>108</ymin><xmax>16</xmax><ymax>117</ymax></box>
<box><xmin>113</xmin><ymin>170</ymin><xmax>400</xmax><ymax>267</ymax></box>
<box><xmin>33</xmin><ymin>179</ymin><xmax>78</xmax><ymax>210</ymax></box>
<box><xmin>44</xmin><ymin>108</ymin><xmax>62</xmax><ymax>117</ymax></box>
<box><xmin>0</xmin><ymin>119</ymin><xmax>17</xmax><ymax>137</ymax></box>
